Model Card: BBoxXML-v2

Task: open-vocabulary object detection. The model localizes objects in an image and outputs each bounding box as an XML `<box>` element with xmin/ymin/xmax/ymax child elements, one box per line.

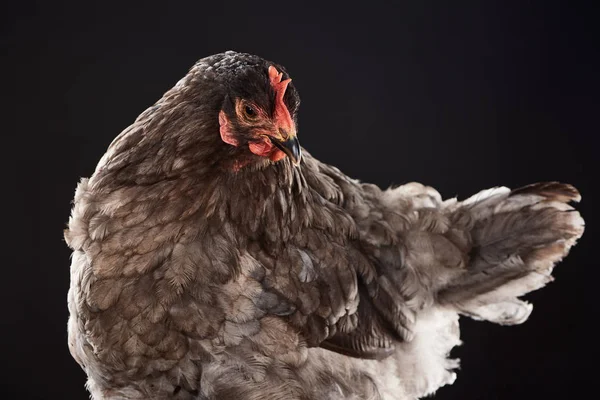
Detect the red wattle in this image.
<box><xmin>269</xmin><ymin>150</ymin><xmax>286</xmax><ymax>162</ymax></box>
<box><xmin>248</xmin><ymin>140</ymin><xmax>273</xmax><ymax>157</ymax></box>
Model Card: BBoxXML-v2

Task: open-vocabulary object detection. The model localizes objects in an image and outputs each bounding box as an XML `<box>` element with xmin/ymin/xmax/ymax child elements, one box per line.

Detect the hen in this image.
<box><xmin>66</xmin><ymin>51</ymin><xmax>584</xmax><ymax>400</ymax></box>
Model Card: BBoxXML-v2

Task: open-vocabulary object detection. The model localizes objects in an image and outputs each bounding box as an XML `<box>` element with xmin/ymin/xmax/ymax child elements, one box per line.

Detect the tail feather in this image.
<box><xmin>438</xmin><ymin>182</ymin><xmax>584</xmax><ymax>325</ymax></box>
<box><xmin>510</xmin><ymin>181</ymin><xmax>581</xmax><ymax>202</ymax></box>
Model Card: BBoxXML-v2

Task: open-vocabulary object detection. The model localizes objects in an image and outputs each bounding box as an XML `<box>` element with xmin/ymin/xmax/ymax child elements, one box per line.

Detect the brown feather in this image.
<box><xmin>66</xmin><ymin>52</ymin><xmax>584</xmax><ymax>400</ymax></box>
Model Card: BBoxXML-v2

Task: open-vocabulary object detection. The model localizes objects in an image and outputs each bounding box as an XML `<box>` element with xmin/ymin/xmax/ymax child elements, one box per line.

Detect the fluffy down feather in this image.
<box><xmin>65</xmin><ymin>51</ymin><xmax>584</xmax><ymax>399</ymax></box>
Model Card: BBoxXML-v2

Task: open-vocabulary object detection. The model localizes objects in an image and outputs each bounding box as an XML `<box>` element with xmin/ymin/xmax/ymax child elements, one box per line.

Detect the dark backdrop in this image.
<box><xmin>3</xmin><ymin>1</ymin><xmax>598</xmax><ymax>399</ymax></box>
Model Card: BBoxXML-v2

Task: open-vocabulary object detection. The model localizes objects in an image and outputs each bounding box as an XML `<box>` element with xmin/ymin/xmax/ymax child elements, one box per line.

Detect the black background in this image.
<box><xmin>3</xmin><ymin>1</ymin><xmax>598</xmax><ymax>399</ymax></box>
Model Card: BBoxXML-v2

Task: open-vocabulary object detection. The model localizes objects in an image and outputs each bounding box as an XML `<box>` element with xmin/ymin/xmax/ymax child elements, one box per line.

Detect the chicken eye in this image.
<box><xmin>244</xmin><ymin>105</ymin><xmax>257</xmax><ymax>119</ymax></box>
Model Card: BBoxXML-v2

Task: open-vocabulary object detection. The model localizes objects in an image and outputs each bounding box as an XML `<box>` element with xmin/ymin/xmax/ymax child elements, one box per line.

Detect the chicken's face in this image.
<box><xmin>218</xmin><ymin>65</ymin><xmax>301</xmax><ymax>167</ymax></box>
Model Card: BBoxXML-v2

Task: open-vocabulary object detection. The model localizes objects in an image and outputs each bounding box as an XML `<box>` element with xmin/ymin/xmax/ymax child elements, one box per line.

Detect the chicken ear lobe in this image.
<box><xmin>219</xmin><ymin>110</ymin><xmax>239</xmax><ymax>147</ymax></box>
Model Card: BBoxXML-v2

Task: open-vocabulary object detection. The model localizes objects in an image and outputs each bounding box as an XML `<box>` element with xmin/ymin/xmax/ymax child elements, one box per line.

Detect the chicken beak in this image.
<box><xmin>270</xmin><ymin>135</ymin><xmax>302</xmax><ymax>165</ymax></box>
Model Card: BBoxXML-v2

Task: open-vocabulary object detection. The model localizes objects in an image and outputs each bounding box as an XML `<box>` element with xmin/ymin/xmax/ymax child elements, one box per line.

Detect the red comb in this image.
<box><xmin>268</xmin><ymin>65</ymin><xmax>295</xmax><ymax>136</ymax></box>
<box><xmin>268</xmin><ymin>65</ymin><xmax>292</xmax><ymax>99</ymax></box>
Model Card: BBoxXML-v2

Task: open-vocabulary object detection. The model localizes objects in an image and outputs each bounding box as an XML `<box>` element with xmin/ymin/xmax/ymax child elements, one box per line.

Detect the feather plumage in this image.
<box><xmin>65</xmin><ymin>51</ymin><xmax>584</xmax><ymax>399</ymax></box>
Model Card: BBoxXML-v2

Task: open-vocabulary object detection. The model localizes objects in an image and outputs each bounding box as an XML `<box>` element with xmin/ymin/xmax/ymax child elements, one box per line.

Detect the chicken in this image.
<box><xmin>65</xmin><ymin>51</ymin><xmax>584</xmax><ymax>400</ymax></box>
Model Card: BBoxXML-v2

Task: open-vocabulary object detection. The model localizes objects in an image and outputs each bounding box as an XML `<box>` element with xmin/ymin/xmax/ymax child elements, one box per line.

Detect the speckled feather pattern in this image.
<box><xmin>65</xmin><ymin>51</ymin><xmax>585</xmax><ymax>400</ymax></box>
